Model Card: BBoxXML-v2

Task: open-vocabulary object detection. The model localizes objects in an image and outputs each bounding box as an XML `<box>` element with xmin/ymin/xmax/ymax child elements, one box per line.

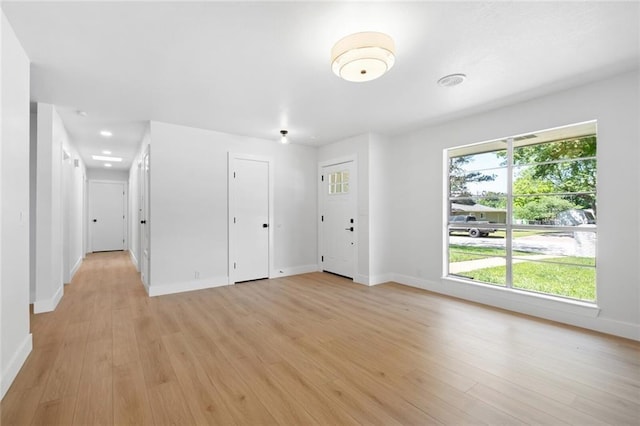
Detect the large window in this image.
<box><xmin>446</xmin><ymin>121</ymin><xmax>597</xmax><ymax>302</ymax></box>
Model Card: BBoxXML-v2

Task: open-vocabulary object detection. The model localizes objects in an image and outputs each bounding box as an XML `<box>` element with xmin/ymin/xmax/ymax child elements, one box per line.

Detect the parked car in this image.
<box><xmin>449</xmin><ymin>215</ymin><xmax>497</xmax><ymax>238</ymax></box>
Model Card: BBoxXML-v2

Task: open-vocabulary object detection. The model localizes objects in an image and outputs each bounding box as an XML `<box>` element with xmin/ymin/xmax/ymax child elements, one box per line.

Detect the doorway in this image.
<box><xmin>228</xmin><ymin>153</ymin><xmax>273</xmax><ymax>284</ymax></box>
<box><xmin>320</xmin><ymin>159</ymin><xmax>356</xmax><ymax>279</ymax></box>
<box><xmin>89</xmin><ymin>180</ymin><xmax>126</xmax><ymax>252</ymax></box>
<box><xmin>140</xmin><ymin>147</ymin><xmax>150</xmax><ymax>286</ymax></box>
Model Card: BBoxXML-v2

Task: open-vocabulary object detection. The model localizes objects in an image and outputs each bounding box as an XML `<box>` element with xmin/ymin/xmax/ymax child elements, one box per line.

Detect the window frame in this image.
<box><xmin>445</xmin><ymin>121</ymin><xmax>597</xmax><ymax>303</ymax></box>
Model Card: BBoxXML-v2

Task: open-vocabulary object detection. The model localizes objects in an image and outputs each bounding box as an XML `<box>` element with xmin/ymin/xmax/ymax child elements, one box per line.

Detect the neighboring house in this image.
<box><xmin>451</xmin><ymin>203</ymin><xmax>506</xmax><ymax>223</ymax></box>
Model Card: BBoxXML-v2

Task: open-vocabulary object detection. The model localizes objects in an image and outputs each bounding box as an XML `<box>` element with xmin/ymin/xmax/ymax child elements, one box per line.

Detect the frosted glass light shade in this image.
<box><xmin>331</xmin><ymin>32</ymin><xmax>395</xmax><ymax>82</ymax></box>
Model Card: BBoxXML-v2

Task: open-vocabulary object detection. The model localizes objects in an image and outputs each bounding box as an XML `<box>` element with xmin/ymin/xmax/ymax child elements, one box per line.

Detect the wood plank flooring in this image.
<box><xmin>2</xmin><ymin>251</ymin><xmax>639</xmax><ymax>425</ymax></box>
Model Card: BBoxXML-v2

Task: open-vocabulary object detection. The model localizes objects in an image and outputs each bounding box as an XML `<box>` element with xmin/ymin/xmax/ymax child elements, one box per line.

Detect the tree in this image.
<box><xmin>449</xmin><ymin>155</ymin><xmax>496</xmax><ymax>200</ymax></box>
<box><xmin>503</xmin><ymin>135</ymin><xmax>597</xmax><ymax>211</ymax></box>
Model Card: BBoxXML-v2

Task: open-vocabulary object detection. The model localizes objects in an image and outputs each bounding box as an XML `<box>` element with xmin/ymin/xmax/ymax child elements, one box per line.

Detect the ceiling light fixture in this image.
<box><xmin>100</xmin><ymin>130</ymin><xmax>113</xmax><ymax>137</ymax></box>
<box><xmin>92</xmin><ymin>155</ymin><xmax>122</xmax><ymax>162</ymax></box>
<box><xmin>437</xmin><ymin>73</ymin><xmax>467</xmax><ymax>87</ymax></box>
<box><xmin>102</xmin><ymin>150</ymin><xmax>112</xmax><ymax>155</ymax></box>
<box><xmin>331</xmin><ymin>31</ymin><xmax>395</xmax><ymax>83</ymax></box>
<box><xmin>77</xmin><ymin>110</ymin><xmax>87</xmax><ymax>117</ymax></box>
<box><xmin>280</xmin><ymin>130</ymin><xmax>289</xmax><ymax>144</ymax></box>
<box><xmin>104</xmin><ymin>163</ymin><xmax>113</xmax><ymax>168</ymax></box>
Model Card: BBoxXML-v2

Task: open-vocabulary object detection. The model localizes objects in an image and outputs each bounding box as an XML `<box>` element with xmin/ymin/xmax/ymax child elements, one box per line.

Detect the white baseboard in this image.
<box><xmin>1</xmin><ymin>334</ymin><xmax>33</xmax><ymax>399</ymax></box>
<box><xmin>369</xmin><ymin>274</ymin><xmax>393</xmax><ymax>286</ymax></box>
<box><xmin>271</xmin><ymin>264</ymin><xmax>318</xmax><ymax>278</ymax></box>
<box><xmin>129</xmin><ymin>250</ymin><xmax>139</xmax><ymax>271</ymax></box>
<box><xmin>353</xmin><ymin>274</ymin><xmax>370</xmax><ymax>285</ymax></box>
<box><xmin>148</xmin><ymin>276</ymin><xmax>229</xmax><ymax>297</ymax></box>
<box><xmin>69</xmin><ymin>256</ymin><xmax>83</xmax><ymax>282</ymax></box>
<box><xmin>391</xmin><ymin>273</ymin><xmax>639</xmax><ymax>341</ymax></box>
<box><xmin>33</xmin><ymin>284</ymin><xmax>64</xmax><ymax>314</ymax></box>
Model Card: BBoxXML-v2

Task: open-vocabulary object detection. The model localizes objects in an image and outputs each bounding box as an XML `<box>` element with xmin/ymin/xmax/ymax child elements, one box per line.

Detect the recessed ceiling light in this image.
<box><xmin>92</xmin><ymin>155</ymin><xmax>122</xmax><ymax>162</ymax></box>
<box><xmin>102</xmin><ymin>150</ymin><xmax>112</xmax><ymax>155</ymax></box>
<box><xmin>437</xmin><ymin>73</ymin><xmax>467</xmax><ymax>87</ymax></box>
<box><xmin>100</xmin><ymin>130</ymin><xmax>113</xmax><ymax>137</ymax></box>
<box><xmin>77</xmin><ymin>110</ymin><xmax>87</xmax><ymax>117</ymax></box>
<box><xmin>104</xmin><ymin>163</ymin><xmax>112</xmax><ymax>168</ymax></box>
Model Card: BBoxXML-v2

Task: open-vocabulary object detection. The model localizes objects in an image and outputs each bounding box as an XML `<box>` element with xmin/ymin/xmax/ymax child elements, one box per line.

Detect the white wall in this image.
<box><xmin>34</xmin><ymin>103</ymin><xmax>86</xmax><ymax>313</ymax></box>
<box><xmin>1</xmin><ymin>10</ymin><xmax>32</xmax><ymax>399</ymax></box>
<box><xmin>61</xmin><ymin>132</ymin><xmax>86</xmax><ymax>283</ymax></box>
<box><xmin>29</xmin><ymin>111</ymin><xmax>36</xmax><ymax>302</ymax></box>
<box><xmin>86</xmin><ymin>168</ymin><xmax>129</xmax><ymax>182</ymax></box>
<box><xmin>385</xmin><ymin>69</ymin><xmax>640</xmax><ymax>340</ymax></box>
<box><xmin>147</xmin><ymin>121</ymin><xmax>317</xmax><ymax>296</ymax></box>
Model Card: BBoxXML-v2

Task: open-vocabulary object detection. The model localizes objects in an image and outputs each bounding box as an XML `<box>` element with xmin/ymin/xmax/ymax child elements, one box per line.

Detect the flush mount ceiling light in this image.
<box><xmin>280</xmin><ymin>130</ymin><xmax>289</xmax><ymax>144</ymax></box>
<box><xmin>101</xmin><ymin>150</ymin><xmax>112</xmax><ymax>155</ymax></box>
<box><xmin>437</xmin><ymin>73</ymin><xmax>467</xmax><ymax>87</ymax></box>
<box><xmin>99</xmin><ymin>130</ymin><xmax>112</xmax><ymax>137</ymax></box>
<box><xmin>76</xmin><ymin>110</ymin><xmax>87</xmax><ymax>117</ymax></box>
<box><xmin>104</xmin><ymin>163</ymin><xmax>113</xmax><ymax>168</ymax></box>
<box><xmin>92</xmin><ymin>155</ymin><xmax>122</xmax><ymax>162</ymax></box>
<box><xmin>331</xmin><ymin>31</ymin><xmax>395</xmax><ymax>83</ymax></box>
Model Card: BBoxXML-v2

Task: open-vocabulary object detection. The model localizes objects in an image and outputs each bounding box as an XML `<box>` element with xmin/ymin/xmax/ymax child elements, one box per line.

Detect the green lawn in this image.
<box><xmin>448</xmin><ymin>244</ymin><xmax>533</xmax><ymax>262</ymax></box>
<box><xmin>463</xmin><ymin>261</ymin><xmax>595</xmax><ymax>301</ymax></box>
<box><xmin>449</xmin><ymin>244</ymin><xmax>596</xmax><ymax>301</ymax></box>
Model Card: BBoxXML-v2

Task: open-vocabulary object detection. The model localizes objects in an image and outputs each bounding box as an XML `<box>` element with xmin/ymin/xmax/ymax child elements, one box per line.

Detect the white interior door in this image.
<box><xmin>229</xmin><ymin>155</ymin><xmax>270</xmax><ymax>283</ymax></box>
<box><xmin>140</xmin><ymin>147</ymin><xmax>150</xmax><ymax>286</ymax></box>
<box><xmin>90</xmin><ymin>181</ymin><xmax>126</xmax><ymax>252</ymax></box>
<box><xmin>321</xmin><ymin>161</ymin><xmax>356</xmax><ymax>278</ymax></box>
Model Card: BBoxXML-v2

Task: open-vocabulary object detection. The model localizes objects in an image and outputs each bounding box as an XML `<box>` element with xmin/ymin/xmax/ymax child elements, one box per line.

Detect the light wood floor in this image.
<box><xmin>2</xmin><ymin>251</ymin><xmax>639</xmax><ymax>425</ymax></box>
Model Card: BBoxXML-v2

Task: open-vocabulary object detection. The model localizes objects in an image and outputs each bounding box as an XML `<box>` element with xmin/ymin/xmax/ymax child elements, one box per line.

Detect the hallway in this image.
<box><xmin>2</xmin><ymin>252</ymin><xmax>639</xmax><ymax>424</ymax></box>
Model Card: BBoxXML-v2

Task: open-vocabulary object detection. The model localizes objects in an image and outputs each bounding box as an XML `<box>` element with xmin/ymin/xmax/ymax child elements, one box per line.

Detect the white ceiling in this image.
<box><xmin>3</xmin><ymin>1</ymin><xmax>639</xmax><ymax>171</ymax></box>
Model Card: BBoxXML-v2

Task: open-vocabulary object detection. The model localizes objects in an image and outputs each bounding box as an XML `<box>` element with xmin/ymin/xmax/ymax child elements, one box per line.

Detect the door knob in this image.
<box><xmin>263</xmin><ymin>223</ymin><xmax>269</xmax><ymax>228</ymax></box>
<box><xmin>140</xmin><ymin>220</ymin><xmax>146</xmax><ymax>224</ymax></box>
<box><xmin>345</xmin><ymin>227</ymin><xmax>354</xmax><ymax>232</ymax></box>
<box><xmin>93</xmin><ymin>219</ymin><xmax>97</xmax><ymax>222</ymax></box>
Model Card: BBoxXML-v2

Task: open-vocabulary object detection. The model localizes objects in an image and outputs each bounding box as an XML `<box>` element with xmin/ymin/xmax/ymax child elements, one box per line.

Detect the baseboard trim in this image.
<box><xmin>33</xmin><ymin>284</ymin><xmax>64</xmax><ymax>314</ymax></box>
<box><xmin>148</xmin><ymin>276</ymin><xmax>229</xmax><ymax>297</ymax></box>
<box><xmin>391</xmin><ymin>273</ymin><xmax>639</xmax><ymax>341</ymax></box>
<box><xmin>369</xmin><ymin>274</ymin><xmax>394</xmax><ymax>286</ymax></box>
<box><xmin>128</xmin><ymin>250</ymin><xmax>139</xmax><ymax>271</ymax></box>
<box><xmin>69</xmin><ymin>256</ymin><xmax>83</xmax><ymax>282</ymax></box>
<box><xmin>271</xmin><ymin>264</ymin><xmax>318</xmax><ymax>278</ymax></box>
<box><xmin>1</xmin><ymin>333</ymin><xmax>33</xmax><ymax>399</ymax></box>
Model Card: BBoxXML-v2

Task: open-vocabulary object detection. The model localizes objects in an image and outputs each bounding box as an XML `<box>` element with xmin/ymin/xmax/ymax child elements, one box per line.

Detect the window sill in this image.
<box><xmin>442</xmin><ymin>275</ymin><xmax>601</xmax><ymax>318</ymax></box>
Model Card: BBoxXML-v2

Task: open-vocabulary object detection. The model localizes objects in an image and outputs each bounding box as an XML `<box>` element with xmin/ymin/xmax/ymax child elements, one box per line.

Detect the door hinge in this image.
<box><xmin>321</xmin><ymin>175</ymin><xmax>324</xmax><ymax>181</ymax></box>
<box><xmin>321</xmin><ymin>255</ymin><xmax>324</xmax><ymax>262</ymax></box>
<box><xmin>321</xmin><ymin>215</ymin><xmax>324</xmax><ymax>222</ymax></box>
<box><xmin>233</xmin><ymin>172</ymin><xmax>236</xmax><ymax>178</ymax></box>
<box><xmin>233</xmin><ymin>262</ymin><xmax>237</xmax><ymax>269</ymax></box>
<box><xmin>233</xmin><ymin>217</ymin><xmax>236</xmax><ymax>224</ymax></box>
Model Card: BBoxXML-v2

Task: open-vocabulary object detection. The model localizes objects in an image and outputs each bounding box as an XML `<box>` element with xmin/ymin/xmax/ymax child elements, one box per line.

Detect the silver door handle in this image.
<box><xmin>345</xmin><ymin>227</ymin><xmax>354</xmax><ymax>231</ymax></box>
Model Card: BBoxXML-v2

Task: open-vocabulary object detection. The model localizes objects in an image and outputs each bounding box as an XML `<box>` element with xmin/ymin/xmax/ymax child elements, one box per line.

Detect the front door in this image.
<box><xmin>321</xmin><ymin>161</ymin><xmax>356</xmax><ymax>278</ymax></box>
<box><xmin>90</xmin><ymin>181</ymin><xmax>126</xmax><ymax>252</ymax></box>
<box><xmin>229</xmin><ymin>156</ymin><xmax>270</xmax><ymax>283</ymax></box>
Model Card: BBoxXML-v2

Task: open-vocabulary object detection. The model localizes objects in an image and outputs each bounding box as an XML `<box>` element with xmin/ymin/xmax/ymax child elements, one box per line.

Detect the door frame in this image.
<box><xmin>88</xmin><ymin>179</ymin><xmax>128</xmax><ymax>253</ymax></box>
<box><xmin>228</xmin><ymin>152</ymin><xmax>274</xmax><ymax>284</ymax></box>
<box><xmin>140</xmin><ymin>145</ymin><xmax>150</xmax><ymax>288</ymax></box>
<box><xmin>318</xmin><ymin>155</ymin><xmax>358</xmax><ymax>280</ymax></box>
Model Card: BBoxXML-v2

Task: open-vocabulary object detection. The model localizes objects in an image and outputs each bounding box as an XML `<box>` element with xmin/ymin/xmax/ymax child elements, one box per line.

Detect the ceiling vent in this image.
<box><xmin>437</xmin><ymin>73</ymin><xmax>466</xmax><ymax>87</ymax></box>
